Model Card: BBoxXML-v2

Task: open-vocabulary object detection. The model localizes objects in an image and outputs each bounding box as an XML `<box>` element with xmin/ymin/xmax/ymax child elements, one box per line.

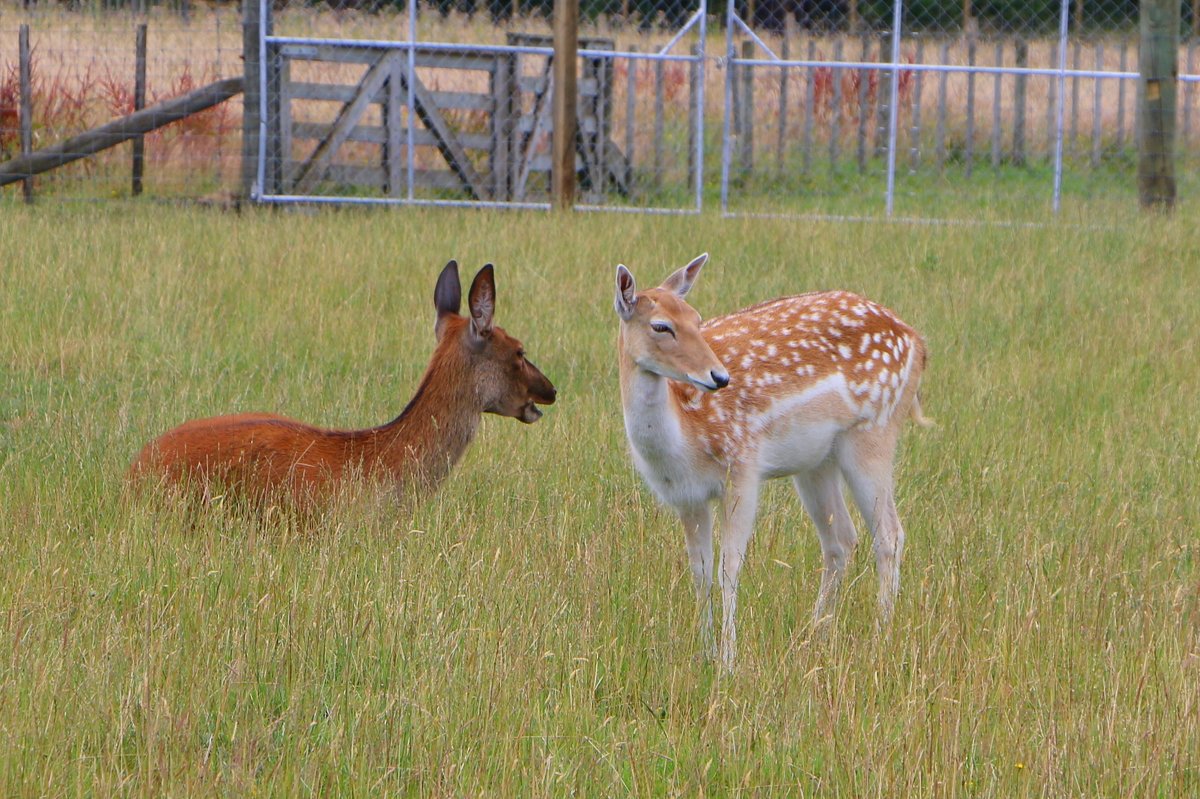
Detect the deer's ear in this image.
<box><xmin>434</xmin><ymin>260</ymin><xmax>461</xmax><ymax>339</ymax></box>
<box><xmin>614</xmin><ymin>264</ymin><xmax>638</xmax><ymax>321</ymax></box>
<box><xmin>467</xmin><ymin>263</ymin><xmax>496</xmax><ymax>341</ymax></box>
<box><xmin>659</xmin><ymin>252</ymin><xmax>708</xmax><ymax>298</ymax></box>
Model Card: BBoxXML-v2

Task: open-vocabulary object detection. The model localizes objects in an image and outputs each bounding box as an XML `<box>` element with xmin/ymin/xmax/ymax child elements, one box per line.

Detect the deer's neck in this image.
<box><xmin>370</xmin><ymin>349</ymin><xmax>480</xmax><ymax>492</ymax></box>
<box><xmin>618</xmin><ymin>337</ymin><xmax>719</xmax><ymax>508</ymax></box>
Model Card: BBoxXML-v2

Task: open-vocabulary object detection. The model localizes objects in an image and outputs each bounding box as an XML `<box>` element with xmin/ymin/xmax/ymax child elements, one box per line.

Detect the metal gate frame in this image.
<box><xmin>251</xmin><ymin>0</ymin><xmax>708</xmax><ymax>215</ymax></box>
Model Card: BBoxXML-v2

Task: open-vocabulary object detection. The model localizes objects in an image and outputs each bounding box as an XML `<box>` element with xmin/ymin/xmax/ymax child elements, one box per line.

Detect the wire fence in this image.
<box><xmin>2</xmin><ymin>0</ymin><xmax>1198</xmax><ymax>221</ymax></box>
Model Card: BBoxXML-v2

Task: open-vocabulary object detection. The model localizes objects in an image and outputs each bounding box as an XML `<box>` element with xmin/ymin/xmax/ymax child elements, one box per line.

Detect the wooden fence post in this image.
<box><xmin>1138</xmin><ymin>0</ymin><xmax>1178</xmax><ymax>210</ymax></box>
<box><xmin>1013</xmin><ymin>37</ymin><xmax>1027</xmax><ymax>166</ymax></box>
<box><xmin>19</xmin><ymin>25</ymin><xmax>34</xmax><ymax>203</ymax></box>
<box><xmin>551</xmin><ymin>0</ymin><xmax>578</xmax><ymax>210</ymax></box>
<box><xmin>132</xmin><ymin>23</ymin><xmax>148</xmax><ymax>196</ymax></box>
<box><xmin>740</xmin><ymin>40</ymin><xmax>755</xmax><ymax>175</ymax></box>
<box><xmin>965</xmin><ymin>32</ymin><xmax>976</xmax><ymax>177</ymax></box>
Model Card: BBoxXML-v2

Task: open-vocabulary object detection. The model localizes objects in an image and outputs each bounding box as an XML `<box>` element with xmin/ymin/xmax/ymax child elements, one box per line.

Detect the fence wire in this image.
<box><xmin>1</xmin><ymin>0</ymin><xmax>1198</xmax><ymax>220</ymax></box>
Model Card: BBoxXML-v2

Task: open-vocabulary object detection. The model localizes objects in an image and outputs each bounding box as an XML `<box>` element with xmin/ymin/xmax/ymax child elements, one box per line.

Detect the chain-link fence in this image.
<box><xmin>254</xmin><ymin>0</ymin><xmax>706</xmax><ymax>211</ymax></box>
<box><xmin>2</xmin><ymin>0</ymin><xmax>1199</xmax><ymax>219</ymax></box>
<box><xmin>722</xmin><ymin>0</ymin><xmax>1200</xmax><ymax>220</ymax></box>
<box><xmin>0</xmin><ymin>2</ymin><xmax>242</xmax><ymax>200</ymax></box>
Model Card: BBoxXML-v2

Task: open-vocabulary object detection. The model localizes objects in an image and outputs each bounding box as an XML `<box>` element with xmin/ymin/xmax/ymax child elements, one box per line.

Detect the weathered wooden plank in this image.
<box><xmin>293</xmin><ymin>51</ymin><xmax>403</xmax><ymax>193</ymax></box>
<box><xmin>491</xmin><ymin>52</ymin><xmax>515</xmax><ymax>200</ymax></box>
<box><xmin>776</xmin><ymin>26</ymin><xmax>790</xmax><ymax>173</ymax></box>
<box><xmin>965</xmin><ymin>33</ymin><xmax>976</xmax><ymax>177</ymax></box>
<box><xmin>856</xmin><ymin>34</ymin><xmax>870</xmax><ymax>173</ymax></box>
<box><xmin>0</xmin><ymin>77</ymin><xmax>244</xmax><ymax>188</ymax></box>
<box><xmin>19</xmin><ymin>25</ymin><xmax>34</xmax><ymax>202</ymax></box>
<box><xmin>910</xmin><ymin>36</ymin><xmax>924</xmax><ymax>172</ymax></box>
<box><xmin>625</xmin><ymin>47</ymin><xmax>637</xmax><ymax>195</ymax></box>
<box><xmin>1116</xmin><ymin>42</ymin><xmax>1128</xmax><ymax>151</ymax></box>
<box><xmin>267</xmin><ymin>43</ymin><xmax>291</xmax><ymax>194</ymax></box>
<box><xmin>1013</xmin><ymin>37</ymin><xmax>1027</xmax><ymax>166</ymax></box>
<box><xmin>992</xmin><ymin>41</ymin><xmax>1003</xmax><ymax>169</ymax></box>
<box><xmin>289</xmin><ymin>81</ymin><xmax>495</xmax><ymax>112</ymax></box>
<box><xmin>829</xmin><ymin>38</ymin><xmax>843</xmax><ymax>172</ymax></box>
<box><xmin>654</xmin><ymin>58</ymin><xmax>665</xmax><ymax>189</ymax></box>
<box><xmin>936</xmin><ymin>41</ymin><xmax>948</xmax><ymax>171</ymax></box>
<box><xmin>132</xmin><ymin>24</ymin><xmax>147</xmax><ymax>196</ymax></box>
<box><xmin>384</xmin><ymin>57</ymin><xmax>402</xmax><ymax>197</ymax></box>
<box><xmin>519</xmin><ymin>75</ymin><xmax>599</xmax><ymax>97</ymax></box>
<box><xmin>803</xmin><ymin>38</ymin><xmax>815</xmax><ymax>174</ymax></box>
<box><xmin>279</xmin><ymin>43</ymin><xmax>497</xmax><ymax>72</ymax></box>
<box><xmin>292</xmin><ymin>122</ymin><xmax>492</xmax><ymax>150</ymax></box>
<box><xmin>399</xmin><ymin>63</ymin><xmax>490</xmax><ymax>200</ymax></box>
<box><xmin>516</xmin><ymin>115</ymin><xmax>598</xmax><ymax>135</ymax></box>
<box><xmin>291</xmin><ymin>162</ymin><xmax>472</xmax><ymax>190</ymax></box>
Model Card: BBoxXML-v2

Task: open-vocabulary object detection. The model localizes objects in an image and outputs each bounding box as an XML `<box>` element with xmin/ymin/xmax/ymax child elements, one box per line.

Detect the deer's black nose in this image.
<box><xmin>712</xmin><ymin>371</ymin><xmax>730</xmax><ymax>389</ymax></box>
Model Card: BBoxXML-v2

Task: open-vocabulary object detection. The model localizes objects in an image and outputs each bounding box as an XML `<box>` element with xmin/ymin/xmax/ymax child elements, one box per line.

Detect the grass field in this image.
<box><xmin>0</xmin><ymin>203</ymin><xmax>1197</xmax><ymax>796</ymax></box>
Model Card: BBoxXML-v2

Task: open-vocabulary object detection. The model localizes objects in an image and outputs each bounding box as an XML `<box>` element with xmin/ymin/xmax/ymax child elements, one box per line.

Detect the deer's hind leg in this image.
<box><xmin>792</xmin><ymin>459</ymin><xmax>858</xmax><ymax>626</ymax></box>
<box><xmin>836</xmin><ymin>430</ymin><xmax>905</xmax><ymax>624</ymax></box>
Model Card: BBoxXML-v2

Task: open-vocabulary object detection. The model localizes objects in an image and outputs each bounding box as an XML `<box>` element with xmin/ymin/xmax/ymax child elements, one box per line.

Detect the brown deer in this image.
<box><xmin>130</xmin><ymin>260</ymin><xmax>556</xmax><ymax>508</ymax></box>
<box><xmin>614</xmin><ymin>253</ymin><xmax>929</xmax><ymax>668</ymax></box>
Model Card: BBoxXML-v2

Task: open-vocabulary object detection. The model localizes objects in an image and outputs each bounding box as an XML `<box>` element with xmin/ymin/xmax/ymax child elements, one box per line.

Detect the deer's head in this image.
<box><xmin>434</xmin><ymin>261</ymin><xmax>557</xmax><ymax>423</ymax></box>
<box><xmin>614</xmin><ymin>253</ymin><xmax>730</xmax><ymax>392</ymax></box>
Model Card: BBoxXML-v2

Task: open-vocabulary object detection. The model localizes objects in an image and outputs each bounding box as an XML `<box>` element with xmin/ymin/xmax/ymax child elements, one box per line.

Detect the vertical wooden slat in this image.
<box><xmin>874</xmin><ymin>30</ymin><xmax>890</xmax><ymax>160</ymax></box>
<box><xmin>910</xmin><ymin>37</ymin><xmax>924</xmax><ymax>172</ymax></box>
<box><xmin>776</xmin><ymin>22</ymin><xmax>791</xmax><ymax>173</ymax></box>
<box><xmin>19</xmin><ymin>25</ymin><xmax>33</xmax><ymax>204</ymax></box>
<box><xmin>936</xmin><ymin>41</ymin><xmax>948</xmax><ymax>172</ymax></box>
<box><xmin>264</xmin><ymin>43</ymin><xmax>289</xmax><ymax>195</ymax></box>
<box><xmin>991</xmin><ymin>40</ymin><xmax>1002</xmax><ymax>169</ymax></box>
<box><xmin>1091</xmin><ymin>42</ymin><xmax>1103</xmax><ymax>167</ymax></box>
<box><xmin>688</xmin><ymin>44</ymin><xmax>699</xmax><ymax>192</ymax></box>
<box><xmin>132</xmin><ymin>24</ymin><xmax>147</xmax><ymax>196</ymax></box>
<box><xmin>386</xmin><ymin>54</ymin><xmax>404</xmax><ymax>197</ymax></box>
<box><xmin>965</xmin><ymin>33</ymin><xmax>976</xmax><ymax>177</ymax></box>
<box><xmin>1116</xmin><ymin>41</ymin><xmax>1127</xmax><ymax>152</ymax></box>
<box><xmin>625</xmin><ymin>47</ymin><xmax>637</xmax><ymax>196</ymax></box>
<box><xmin>855</xmin><ymin>33</ymin><xmax>870</xmax><ymax>173</ymax></box>
<box><xmin>740</xmin><ymin>40</ymin><xmax>755</xmax><ymax>175</ymax></box>
<box><xmin>1013</xmin><ymin>37</ymin><xmax>1027</xmax><ymax>167</ymax></box>
<box><xmin>591</xmin><ymin>51</ymin><xmax>613</xmax><ymax>199</ymax></box>
<box><xmin>830</xmin><ymin>38</ymin><xmax>843</xmax><ymax>172</ymax></box>
<box><xmin>1047</xmin><ymin>41</ymin><xmax>1058</xmax><ymax>160</ymax></box>
<box><xmin>1184</xmin><ymin>40</ymin><xmax>1196</xmax><ymax>144</ymax></box>
<box><xmin>802</xmin><ymin>38</ymin><xmax>815</xmax><ymax>174</ymax></box>
<box><xmin>653</xmin><ymin>58</ymin><xmax>664</xmax><ymax>190</ymax></box>
<box><xmin>1070</xmin><ymin>40</ymin><xmax>1081</xmax><ymax>157</ymax></box>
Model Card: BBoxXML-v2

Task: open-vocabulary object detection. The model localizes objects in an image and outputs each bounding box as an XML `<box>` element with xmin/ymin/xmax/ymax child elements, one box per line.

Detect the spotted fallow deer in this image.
<box><xmin>614</xmin><ymin>253</ymin><xmax>929</xmax><ymax>668</ymax></box>
<box><xmin>129</xmin><ymin>261</ymin><xmax>556</xmax><ymax>508</ymax></box>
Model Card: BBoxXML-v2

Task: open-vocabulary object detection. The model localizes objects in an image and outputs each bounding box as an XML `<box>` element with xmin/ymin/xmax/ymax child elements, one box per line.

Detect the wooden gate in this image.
<box><xmin>262</xmin><ymin>39</ymin><xmax>627</xmax><ymax>203</ymax></box>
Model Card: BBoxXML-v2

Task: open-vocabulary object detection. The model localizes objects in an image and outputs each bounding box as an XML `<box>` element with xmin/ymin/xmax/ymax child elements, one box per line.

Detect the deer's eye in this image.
<box><xmin>650</xmin><ymin>322</ymin><xmax>675</xmax><ymax>337</ymax></box>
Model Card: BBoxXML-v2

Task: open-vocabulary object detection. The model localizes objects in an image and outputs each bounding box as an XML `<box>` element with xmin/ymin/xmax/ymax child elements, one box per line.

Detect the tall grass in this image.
<box><xmin>0</xmin><ymin>204</ymin><xmax>1196</xmax><ymax>796</ymax></box>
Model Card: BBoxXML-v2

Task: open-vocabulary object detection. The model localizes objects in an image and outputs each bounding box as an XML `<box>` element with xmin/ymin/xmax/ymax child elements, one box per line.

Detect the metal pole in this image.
<box><xmin>1052</xmin><ymin>0</ymin><xmax>1069</xmax><ymax>212</ymax></box>
<box><xmin>720</xmin><ymin>0</ymin><xmax>735</xmax><ymax>213</ymax></box>
<box><xmin>885</xmin><ymin>0</ymin><xmax>903</xmax><ymax>216</ymax></box>
<box><xmin>407</xmin><ymin>0</ymin><xmax>416</xmax><ymax>201</ymax></box>
<box><xmin>255</xmin><ymin>0</ymin><xmax>268</xmax><ymax>200</ymax></box>
<box><xmin>694</xmin><ymin>0</ymin><xmax>707</xmax><ymax>211</ymax></box>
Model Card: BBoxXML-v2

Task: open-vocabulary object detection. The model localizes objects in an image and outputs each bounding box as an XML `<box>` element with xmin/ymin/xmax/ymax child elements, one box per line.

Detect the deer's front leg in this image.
<box><xmin>678</xmin><ymin>503</ymin><xmax>716</xmax><ymax>661</ymax></box>
<box><xmin>719</xmin><ymin>477</ymin><xmax>761</xmax><ymax>670</ymax></box>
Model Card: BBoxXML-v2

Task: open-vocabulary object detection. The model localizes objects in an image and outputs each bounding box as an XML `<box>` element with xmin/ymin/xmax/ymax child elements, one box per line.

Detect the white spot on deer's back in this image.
<box><xmin>838</xmin><ymin>344</ymin><xmax>852</xmax><ymax>360</ymax></box>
